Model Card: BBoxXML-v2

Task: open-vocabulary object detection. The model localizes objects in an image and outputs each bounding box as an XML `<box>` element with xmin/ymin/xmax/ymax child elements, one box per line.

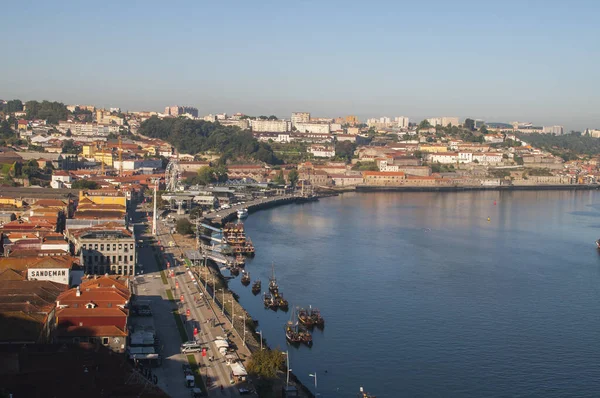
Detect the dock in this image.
<box><xmin>203</xmin><ymin>194</ymin><xmax>313</xmax><ymax>226</ymax></box>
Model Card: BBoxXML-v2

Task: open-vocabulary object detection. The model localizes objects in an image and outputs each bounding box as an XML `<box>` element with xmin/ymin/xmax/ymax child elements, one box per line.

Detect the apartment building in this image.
<box><xmin>427</xmin><ymin>117</ymin><xmax>460</xmax><ymax>127</ymax></box>
<box><xmin>291</xmin><ymin>112</ymin><xmax>310</xmax><ymax>126</ymax></box>
<box><xmin>250</xmin><ymin>119</ymin><xmax>289</xmax><ymax>132</ymax></box>
<box><xmin>294</xmin><ymin>122</ymin><xmax>330</xmax><ymax>134</ymax></box>
<box><xmin>164</xmin><ymin>105</ymin><xmax>198</xmax><ymax>117</ymax></box>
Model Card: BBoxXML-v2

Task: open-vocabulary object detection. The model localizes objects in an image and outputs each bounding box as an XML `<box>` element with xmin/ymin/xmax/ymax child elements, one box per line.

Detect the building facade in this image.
<box><xmin>291</xmin><ymin>112</ymin><xmax>310</xmax><ymax>126</ymax></box>
<box><xmin>69</xmin><ymin>227</ymin><xmax>136</xmax><ymax>276</ymax></box>
<box><xmin>250</xmin><ymin>119</ymin><xmax>289</xmax><ymax>132</ymax></box>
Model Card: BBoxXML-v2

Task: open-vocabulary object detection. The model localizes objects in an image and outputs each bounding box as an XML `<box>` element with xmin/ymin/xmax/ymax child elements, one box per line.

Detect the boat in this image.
<box><xmin>285</xmin><ymin>323</ymin><xmax>302</xmax><ymax>344</ymax></box>
<box><xmin>297</xmin><ymin>307</ymin><xmax>315</xmax><ymax>327</ymax></box>
<box><xmin>269</xmin><ymin>263</ymin><xmax>279</xmax><ymax>294</ymax></box>
<box><xmin>241</xmin><ymin>271</ymin><xmax>250</xmax><ymax>286</ymax></box>
<box><xmin>237</xmin><ymin>208</ymin><xmax>248</xmax><ymax>219</ymax></box>
<box><xmin>273</xmin><ymin>292</ymin><xmax>288</xmax><ymax>311</ymax></box>
<box><xmin>596</xmin><ymin>239</ymin><xmax>600</xmax><ymax>249</ymax></box>
<box><xmin>263</xmin><ymin>292</ymin><xmax>276</xmax><ymax>309</ymax></box>
<box><xmin>252</xmin><ymin>280</ymin><xmax>261</xmax><ymax>295</ymax></box>
<box><xmin>235</xmin><ymin>254</ymin><xmax>245</xmax><ymax>267</ymax></box>
<box><xmin>310</xmin><ymin>307</ymin><xmax>325</xmax><ymax>328</ymax></box>
<box><xmin>229</xmin><ymin>265</ymin><xmax>240</xmax><ymax>276</ymax></box>
<box><xmin>358</xmin><ymin>387</ymin><xmax>376</xmax><ymax>398</ymax></box>
<box><xmin>285</xmin><ymin>307</ymin><xmax>312</xmax><ymax>346</ymax></box>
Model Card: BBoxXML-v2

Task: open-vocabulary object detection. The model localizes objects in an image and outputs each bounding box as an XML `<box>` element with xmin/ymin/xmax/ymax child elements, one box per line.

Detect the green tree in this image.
<box><xmin>464</xmin><ymin>118</ymin><xmax>475</xmax><ymax>131</ymax></box>
<box><xmin>72</xmin><ymin>180</ymin><xmax>100</xmax><ymax>189</ymax></box>
<box><xmin>288</xmin><ymin>169</ymin><xmax>299</xmax><ymax>187</ymax></box>
<box><xmin>61</xmin><ymin>139</ymin><xmax>81</xmax><ymax>154</ymax></box>
<box><xmin>246</xmin><ymin>348</ymin><xmax>284</xmax><ymax>380</ymax></box>
<box><xmin>418</xmin><ymin>119</ymin><xmax>431</xmax><ymax>129</ymax></box>
<box><xmin>480</xmin><ymin>125</ymin><xmax>488</xmax><ymax>134</ymax></box>
<box><xmin>273</xmin><ymin>170</ymin><xmax>285</xmax><ymax>185</ymax></box>
<box><xmin>25</xmin><ymin>100</ymin><xmax>69</xmax><ymax>124</ymax></box>
<box><xmin>176</xmin><ymin>218</ymin><xmax>194</xmax><ymax>235</ymax></box>
<box><xmin>335</xmin><ymin>141</ymin><xmax>357</xmax><ymax>162</ymax></box>
<box><xmin>267</xmin><ymin>115</ymin><xmax>278</xmax><ymax>120</ymax></box>
<box><xmin>66</xmin><ymin>129</ymin><xmax>72</xmax><ymax>137</ymax></box>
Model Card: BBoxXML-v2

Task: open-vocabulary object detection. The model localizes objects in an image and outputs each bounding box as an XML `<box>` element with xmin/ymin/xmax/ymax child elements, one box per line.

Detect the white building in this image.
<box><xmin>458</xmin><ymin>152</ymin><xmax>473</xmax><ymax>163</ymax></box>
<box><xmin>428</xmin><ymin>153</ymin><xmax>457</xmax><ymax>164</ymax></box>
<box><xmin>51</xmin><ymin>171</ymin><xmax>73</xmax><ymax>189</ymax></box>
<box><xmin>250</xmin><ymin>119</ymin><xmax>289</xmax><ymax>133</ymax></box>
<box><xmin>379</xmin><ymin>160</ymin><xmax>400</xmax><ymax>172</ymax></box>
<box><xmin>542</xmin><ymin>125</ymin><xmax>564</xmax><ymax>135</ymax></box>
<box><xmin>291</xmin><ymin>112</ymin><xmax>310</xmax><ymax>126</ymax></box>
<box><xmin>294</xmin><ymin>122</ymin><xmax>330</xmax><ymax>134</ymax></box>
<box><xmin>309</xmin><ymin>145</ymin><xmax>335</xmax><ymax>158</ymax></box>
<box><xmin>473</xmin><ymin>153</ymin><xmax>503</xmax><ymax>163</ymax></box>
<box><xmin>427</xmin><ymin>117</ymin><xmax>460</xmax><ymax>127</ymax></box>
<box><xmin>585</xmin><ymin>129</ymin><xmax>600</xmax><ymax>138</ymax></box>
<box><xmin>395</xmin><ymin>116</ymin><xmax>409</xmax><ymax>129</ymax></box>
<box><xmin>483</xmin><ymin>134</ymin><xmax>504</xmax><ymax>143</ymax></box>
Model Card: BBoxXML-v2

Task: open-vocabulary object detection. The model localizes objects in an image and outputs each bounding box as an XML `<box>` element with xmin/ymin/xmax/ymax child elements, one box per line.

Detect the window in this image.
<box><xmin>118</xmin><ymin>244</ymin><xmax>122</xmax><ymax>249</ymax></box>
<box><xmin>130</xmin><ymin>243</ymin><xmax>133</xmax><ymax>249</ymax></box>
<box><xmin>102</xmin><ymin>337</ymin><xmax>109</xmax><ymax>345</ymax></box>
<box><xmin>130</xmin><ymin>255</ymin><xmax>133</xmax><ymax>261</ymax></box>
<box><xmin>118</xmin><ymin>255</ymin><xmax>122</xmax><ymax>262</ymax></box>
<box><xmin>100</xmin><ymin>244</ymin><xmax>104</xmax><ymax>251</ymax></box>
<box><xmin>113</xmin><ymin>244</ymin><xmax>116</xmax><ymax>251</ymax></box>
<box><xmin>94</xmin><ymin>244</ymin><xmax>98</xmax><ymax>250</ymax></box>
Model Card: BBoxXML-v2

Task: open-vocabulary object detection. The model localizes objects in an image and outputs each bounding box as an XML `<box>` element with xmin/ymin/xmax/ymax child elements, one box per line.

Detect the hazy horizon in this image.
<box><xmin>1</xmin><ymin>0</ymin><xmax>598</xmax><ymax>131</ymax></box>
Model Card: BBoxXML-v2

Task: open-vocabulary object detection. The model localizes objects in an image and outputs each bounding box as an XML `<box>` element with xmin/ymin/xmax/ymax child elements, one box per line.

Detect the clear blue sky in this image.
<box><xmin>1</xmin><ymin>0</ymin><xmax>598</xmax><ymax>130</ymax></box>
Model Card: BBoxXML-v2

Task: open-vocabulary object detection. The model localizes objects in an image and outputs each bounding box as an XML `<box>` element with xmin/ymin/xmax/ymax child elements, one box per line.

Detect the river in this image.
<box><xmin>227</xmin><ymin>190</ymin><xmax>600</xmax><ymax>397</ymax></box>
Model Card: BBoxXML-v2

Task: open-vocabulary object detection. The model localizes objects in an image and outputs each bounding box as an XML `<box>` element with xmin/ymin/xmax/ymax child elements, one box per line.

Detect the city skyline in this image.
<box><xmin>1</xmin><ymin>0</ymin><xmax>598</xmax><ymax>131</ymax></box>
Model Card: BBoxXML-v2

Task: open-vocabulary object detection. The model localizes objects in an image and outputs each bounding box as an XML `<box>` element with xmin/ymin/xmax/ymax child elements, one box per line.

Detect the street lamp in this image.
<box><xmin>282</xmin><ymin>351</ymin><xmax>291</xmax><ymax>387</ymax></box>
<box><xmin>226</xmin><ymin>300</ymin><xmax>234</xmax><ymax>329</ymax></box>
<box><xmin>308</xmin><ymin>372</ymin><xmax>317</xmax><ymax>391</ymax></box>
<box><xmin>255</xmin><ymin>330</ymin><xmax>263</xmax><ymax>351</ymax></box>
<box><xmin>238</xmin><ymin>314</ymin><xmax>246</xmax><ymax>347</ymax></box>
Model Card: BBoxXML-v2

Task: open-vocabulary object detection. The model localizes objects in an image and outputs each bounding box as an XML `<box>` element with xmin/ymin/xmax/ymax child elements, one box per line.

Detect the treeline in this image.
<box><xmin>25</xmin><ymin>100</ymin><xmax>69</xmax><ymax>124</ymax></box>
<box><xmin>516</xmin><ymin>133</ymin><xmax>600</xmax><ymax>160</ymax></box>
<box><xmin>139</xmin><ymin>116</ymin><xmax>279</xmax><ymax>164</ymax></box>
<box><xmin>0</xmin><ymin>99</ymin><xmax>23</xmax><ymax>113</ymax></box>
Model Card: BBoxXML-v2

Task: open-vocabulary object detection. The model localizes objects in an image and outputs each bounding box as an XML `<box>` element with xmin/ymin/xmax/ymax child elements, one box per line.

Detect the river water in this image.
<box><xmin>227</xmin><ymin>190</ymin><xmax>600</xmax><ymax>397</ymax></box>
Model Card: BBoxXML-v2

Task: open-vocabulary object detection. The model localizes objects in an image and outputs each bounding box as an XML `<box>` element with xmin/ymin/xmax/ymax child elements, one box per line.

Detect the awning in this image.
<box><xmin>230</xmin><ymin>362</ymin><xmax>247</xmax><ymax>376</ymax></box>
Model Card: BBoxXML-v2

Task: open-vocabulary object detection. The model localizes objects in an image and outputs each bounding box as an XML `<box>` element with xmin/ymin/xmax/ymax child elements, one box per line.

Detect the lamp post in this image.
<box><xmin>226</xmin><ymin>300</ymin><xmax>234</xmax><ymax>329</ymax></box>
<box><xmin>282</xmin><ymin>351</ymin><xmax>291</xmax><ymax>387</ymax></box>
<box><xmin>238</xmin><ymin>314</ymin><xmax>246</xmax><ymax>347</ymax></box>
<box><xmin>308</xmin><ymin>372</ymin><xmax>317</xmax><ymax>393</ymax></box>
<box><xmin>255</xmin><ymin>330</ymin><xmax>263</xmax><ymax>351</ymax></box>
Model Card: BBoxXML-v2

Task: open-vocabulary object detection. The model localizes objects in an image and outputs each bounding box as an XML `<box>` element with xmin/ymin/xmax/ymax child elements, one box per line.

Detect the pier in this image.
<box><xmin>203</xmin><ymin>194</ymin><xmax>312</xmax><ymax>225</ymax></box>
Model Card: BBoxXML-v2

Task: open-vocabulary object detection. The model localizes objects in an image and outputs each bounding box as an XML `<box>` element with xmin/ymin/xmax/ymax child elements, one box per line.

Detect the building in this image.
<box><xmin>542</xmin><ymin>125</ymin><xmax>564</xmax><ymax>135</ymax></box>
<box><xmin>429</xmin><ymin>152</ymin><xmax>458</xmax><ymax>164</ymax></box>
<box><xmin>250</xmin><ymin>119</ymin><xmax>289</xmax><ymax>133</ymax></box>
<box><xmin>330</xmin><ymin>174</ymin><xmax>364</xmax><ymax>186</ymax></box>
<box><xmin>51</xmin><ymin>171</ymin><xmax>73</xmax><ymax>189</ymax></box>
<box><xmin>309</xmin><ymin>145</ymin><xmax>335</xmax><ymax>158</ymax></box>
<box><xmin>67</xmin><ymin>225</ymin><xmax>136</xmax><ymax>275</ymax></box>
<box><xmin>362</xmin><ymin>171</ymin><xmax>406</xmax><ymax>186</ymax></box>
<box><xmin>427</xmin><ymin>117</ymin><xmax>460</xmax><ymax>127</ymax></box>
<box><xmin>294</xmin><ymin>122</ymin><xmax>330</xmax><ymax>134</ymax></box>
<box><xmin>291</xmin><ymin>112</ymin><xmax>310</xmax><ymax>126</ymax></box>
<box><xmin>345</xmin><ymin>115</ymin><xmax>359</xmax><ymax>125</ymax></box>
<box><xmin>54</xmin><ymin>275</ymin><xmax>130</xmax><ymax>352</ymax></box>
<box><xmin>585</xmin><ymin>129</ymin><xmax>600</xmax><ymax>138</ymax></box>
<box><xmin>164</xmin><ymin>106</ymin><xmax>198</xmax><ymax>118</ymax></box>
<box><xmin>0</xmin><ymin>255</ymin><xmax>82</xmax><ymax>286</ymax></box>
<box><xmin>0</xmin><ymin>279</ymin><xmax>67</xmax><ymax>344</ymax></box>
<box><xmin>395</xmin><ymin>116</ymin><xmax>409</xmax><ymax>129</ymax></box>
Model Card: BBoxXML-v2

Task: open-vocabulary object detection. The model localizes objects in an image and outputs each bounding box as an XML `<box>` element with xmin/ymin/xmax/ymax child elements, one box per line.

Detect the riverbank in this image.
<box><xmin>354</xmin><ymin>184</ymin><xmax>600</xmax><ymax>192</ymax></box>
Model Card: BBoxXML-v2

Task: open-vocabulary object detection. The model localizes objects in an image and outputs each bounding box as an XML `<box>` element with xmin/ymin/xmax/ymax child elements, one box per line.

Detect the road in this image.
<box><xmin>134</xmin><ymin>200</ymin><xmax>252</xmax><ymax>397</ymax></box>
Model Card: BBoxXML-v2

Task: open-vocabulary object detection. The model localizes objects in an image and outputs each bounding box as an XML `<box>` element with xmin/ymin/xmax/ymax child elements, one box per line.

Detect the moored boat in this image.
<box><xmin>235</xmin><ymin>254</ymin><xmax>245</xmax><ymax>267</ymax></box>
<box><xmin>596</xmin><ymin>239</ymin><xmax>600</xmax><ymax>249</ymax></box>
<box><xmin>273</xmin><ymin>292</ymin><xmax>288</xmax><ymax>311</ymax></box>
<box><xmin>241</xmin><ymin>271</ymin><xmax>250</xmax><ymax>286</ymax></box>
<box><xmin>297</xmin><ymin>307</ymin><xmax>315</xmax><ymax>327</ymax></box>
<box><xmin>269</xmin><ymin>263</ymin><xmax>279</xmax><ymax>294</ymax></box>
<box><xmin>310</xmin><ymin>307</ymin><xmax>325</xmax><ymax>328</ymax></box>
<box><xmin>237</xmin><ymin>208</ymin><xmax>248</xmax><ymax>219</ymax></box>
<box><xmin>285</xmin><ymin>323</ymin><xmax>302</xmax><ymax>344</ymax></box>
<box><xmin>252</xmin><ymin>280</ymin><xmax>261</xmax><ymax>295</ymax></box>
<box><xmin>263</xmin><ymin>292</ymin><xmax>276</xmax><ymax>309</ymax></box>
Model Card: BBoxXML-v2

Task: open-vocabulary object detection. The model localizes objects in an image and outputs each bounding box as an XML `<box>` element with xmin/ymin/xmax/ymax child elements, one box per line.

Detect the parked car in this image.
<box><xmin>181</xmin><ymin>344</ymin><xmax>203</xmax><ymax>354</ymax></box>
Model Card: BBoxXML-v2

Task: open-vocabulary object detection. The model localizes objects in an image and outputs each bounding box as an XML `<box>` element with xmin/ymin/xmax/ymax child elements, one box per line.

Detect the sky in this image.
<box><xmin>0</xmin><ymin>0</ymin><xmax>599</xmax><ymax>130</ymax></box>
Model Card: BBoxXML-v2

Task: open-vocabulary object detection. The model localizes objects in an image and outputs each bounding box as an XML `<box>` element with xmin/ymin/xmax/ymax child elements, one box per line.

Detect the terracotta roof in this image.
<box><xmin>0</xmin><ymin>256</ymin><xmax>78</xmax><ymax>272</ymax></box>
<box><xmin>56</xmin><ymin>324</ymin><xmax>128</xmax><ymax>337</ymax></box>
<box><xmin>57</xmin><ymin>287</ymin><xmax>130</xmax><ymax>306</ymax></box>
<box><xmin>0</xmin><ymin>268</ymin><xmax>26</xmax><ymax>281</ymax></box>
<box><xmin>32</xmin><ymin>199</ymin><xmax>67</xmax><ymax>207</ymax></box>
<box><xmin>363</xmin><ymin>171</ymin><xmax>406</xmax><ymax>177</ymax></box>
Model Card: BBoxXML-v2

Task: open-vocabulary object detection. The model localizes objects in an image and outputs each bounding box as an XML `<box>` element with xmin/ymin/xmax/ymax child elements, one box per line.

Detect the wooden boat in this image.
<box><xmin>241</xmin><ymin>271</ymin><xmax>250</xmax><ymax>286</ymax></box>
<box><xmin>229</xmin><ymin>265</ymin><xmax>240</xmax><ymax>276</ymax></box>
<box><xmin>269</xmin><ymin>263</ymin><xmax>279</xmax><ymax>294</ymax></box>
<box><xmin>358</xmin><ymin>387</ymin><xmax>376</xmax><ymax>398</ymax></box>
<box><xmin>310</xmin><ymin>307</ymin><xmax>325</xmax><ymax>328</ymax></box>
<box><xmin>297</xmin><ymin>307</ymin><xmax>315</xmax><ymax>327</ymax></box>
<box><xmin>273</xmin><ymin>292</ymin><xmax>288</xmax><ymax>311</ymax></box>
<box><xmin>263</xmin><ymin>292</ymin><xmax>276</xmax><ymax>309</ymax></box>
<box><xmin>252</xmin><ymin>280</ymin><xmax>261</xmax><ymax>295</ymax></box>
<box><xmin>285</xmin><ymin>324</ymin><xmax>302</xmax><ymax>344</ymax></box>
<box><xmin>298</xmin><ymin>326</ymin><xmax>312</xmax><ymax>346</ymax></box>
<box><xmin>235</xmin><ymin>254</ymin><xmax>245</xmax><ymax>267</ymax></box>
